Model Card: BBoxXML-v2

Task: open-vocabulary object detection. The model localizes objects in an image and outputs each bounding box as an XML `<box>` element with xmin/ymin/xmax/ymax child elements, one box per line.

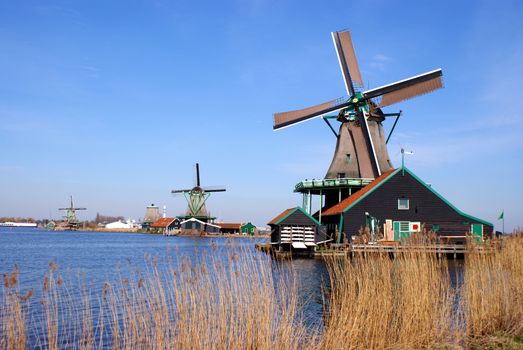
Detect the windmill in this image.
<box><xmin>171</xmin><ymin>163</ymin><xmax>226</xmax><ymax>223</ymax></box>
<box><xmin>58</xmin><ymin>195</ymin><xmax>86</xmax><ymax>230</ymax></box>
<box><xmin>274</xmin><ymin>29</ymin><xmax>443</xmax><ymax>214</ymax></box>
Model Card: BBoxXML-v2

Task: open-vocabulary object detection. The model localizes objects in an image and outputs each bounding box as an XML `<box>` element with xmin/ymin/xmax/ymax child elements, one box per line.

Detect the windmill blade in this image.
<box><xmin>363</xmin><ymin>69</ymin><xmax>443</xmax><ymax>107</ymax></box>
<box><xmin>273</xmin><ymin>98</ymin><xmax>350</xmax><ymax>130</ymax></box>
<box><xmin>201</xmin><ymin>186</ymin><xmax>226</xmax><ymax>192</ymax></box>
<box><xmin>195</xmin><ymin>163</ymin><xmax>201</xmax><ymax>187</ymax></box>
<box><xmin>332</xmin><ymin>30</ymin><xmax>363</xmax><ymax>96</ymax></box>
<box><xmin>73</xmin><ymin>208</ymin><xmax>87</xmax><ymax>210</ymax></box>
<box><xmin>171</xmin><ymin>189</ymin><xmax>193</xmax><ymax>194</ymax></box>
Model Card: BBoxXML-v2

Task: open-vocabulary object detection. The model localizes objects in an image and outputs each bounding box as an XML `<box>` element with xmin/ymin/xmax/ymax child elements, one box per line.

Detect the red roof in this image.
<box><xmin>322</xmin><ymin>169</ymin><xmax>396</xmax><ymax>216</ymax></box>
<box><xmin>216</xmin><ymin>223</ymin><xmax>241</xmax><ymax>229</ymax></box>
<box><xmin>151</xmin><ymin>217</ymin><xmax>176</xmax><ymax>228</ymax></box>
<box><xmin>268</xmin><ymin>208</ymin><xmax>295</xmax><ymax>225</ymax></box>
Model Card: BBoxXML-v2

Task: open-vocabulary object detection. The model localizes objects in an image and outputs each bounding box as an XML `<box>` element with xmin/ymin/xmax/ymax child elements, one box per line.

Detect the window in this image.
<box><xmin>398</xmin><ymin>198</ymin><xmax>409</xmax><ymax>210</ymax></box>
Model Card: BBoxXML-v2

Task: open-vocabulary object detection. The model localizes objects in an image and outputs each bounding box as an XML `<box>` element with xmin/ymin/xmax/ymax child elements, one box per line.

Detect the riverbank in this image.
<box><xmin>54</xmin><ymin>227</ymin><xmax>270</xmax><ymax>238</ymax></box>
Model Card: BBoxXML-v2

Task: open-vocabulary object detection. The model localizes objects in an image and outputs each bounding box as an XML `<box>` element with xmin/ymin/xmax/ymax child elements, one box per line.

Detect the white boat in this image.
<box><xmin>0</xmin><ymin>222</ymin><xmax>37</xmax><ymax>228</ymax></box>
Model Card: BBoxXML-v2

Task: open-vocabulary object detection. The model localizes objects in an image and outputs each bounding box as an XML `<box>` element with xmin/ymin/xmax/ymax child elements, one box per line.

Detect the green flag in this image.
<box><xmin>498</xmin><ymin>211</ymin><xmax>504</xmax><ymax>220</ymax></box>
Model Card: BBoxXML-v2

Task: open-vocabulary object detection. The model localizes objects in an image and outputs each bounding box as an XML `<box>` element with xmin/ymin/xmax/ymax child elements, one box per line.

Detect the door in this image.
<box><xmin>393</xmin><ymin>221</ymin><xmax>400</xmax><ymax>241</ymax></box>
<box><xmin>393</xmin><ymin>221</ymin><xmax>411</xmax><ymax>241</ymax></box>
<box><xmin>471</xmin><ymin>223</ymin><xmax>483</xmax><ymax>242</ymax></box>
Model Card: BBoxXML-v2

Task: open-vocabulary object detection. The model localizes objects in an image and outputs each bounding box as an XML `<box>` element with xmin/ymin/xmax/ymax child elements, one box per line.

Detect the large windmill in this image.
<box><xmin>274</xmin><ymin>29</ymin><xmax>443</xmax><ymax>215</ymax></box>
<box><xmin>58</xmin><ymin>195</ymin><xmax>86</xmax><ymax>230</ymax></box>
<box><xmin>171</xmin><ymin>163</ymin><xmax>226</xmax><ymax>223</ymax></box>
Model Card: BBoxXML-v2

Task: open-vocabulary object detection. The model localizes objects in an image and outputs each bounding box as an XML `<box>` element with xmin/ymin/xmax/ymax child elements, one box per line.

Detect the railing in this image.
<box><xmin>315</xmin><ymin>244</ymin><xmax>497</xmax><ymax>255</ymax></box>
<box><xmin>294</xmin><ymin>177</ymin><xmax>374</xmax><ymax>191</ymax></box>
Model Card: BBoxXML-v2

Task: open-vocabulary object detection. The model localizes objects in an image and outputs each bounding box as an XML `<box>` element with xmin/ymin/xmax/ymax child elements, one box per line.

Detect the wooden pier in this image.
<box><xmin>256</xmin><ymin>242</ymin><xmax>499</xmax><ymax>259</ymax></box>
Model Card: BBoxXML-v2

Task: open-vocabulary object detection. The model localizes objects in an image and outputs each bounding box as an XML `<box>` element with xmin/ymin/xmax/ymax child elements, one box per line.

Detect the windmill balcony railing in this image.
<box><xmin>294</xmin><ymin>177</ymin><xmax>374</xmax><ymax>192</ymax></box>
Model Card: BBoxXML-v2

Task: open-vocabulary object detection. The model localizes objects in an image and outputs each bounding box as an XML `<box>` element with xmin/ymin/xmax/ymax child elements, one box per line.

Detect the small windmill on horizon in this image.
<box><xmin>58</xmin><ymin>195</ymin><xmax>86</xmax><ymax>230</ymax></box>
<box><xmin>171</xmin><ymin>163</ymin><xmax>226</xmax><ymax>223</ymax></box>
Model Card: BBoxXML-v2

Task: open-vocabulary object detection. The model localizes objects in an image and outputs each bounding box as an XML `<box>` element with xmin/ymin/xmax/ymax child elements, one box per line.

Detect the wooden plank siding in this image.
<box><xmin>335</xmin><ymin>170</ymin><xmax>492</xmax><ymax>242</ymax></box>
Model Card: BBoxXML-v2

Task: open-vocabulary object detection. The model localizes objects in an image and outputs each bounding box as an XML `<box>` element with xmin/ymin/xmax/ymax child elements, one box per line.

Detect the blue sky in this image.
<box><xmin>0</xmin><ymin>0</ymin><xmax>521</xmax><ymax>231</ymax></box>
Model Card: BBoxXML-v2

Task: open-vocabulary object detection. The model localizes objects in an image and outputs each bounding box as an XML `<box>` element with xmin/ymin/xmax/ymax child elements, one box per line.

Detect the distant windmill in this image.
<box><xmin>274</xmin><ymin>29</ymin><xmax>443</xmax><ymax>180</ymax></box>
<box><xmin>58</xmin><ymin>195</ymin><xmax>86</xmax><ymax>230</ymax></box>
<box><xmin>171</xmin><ymin>163</ymin><xmax>226</xmax><ymax>223</ymax></box>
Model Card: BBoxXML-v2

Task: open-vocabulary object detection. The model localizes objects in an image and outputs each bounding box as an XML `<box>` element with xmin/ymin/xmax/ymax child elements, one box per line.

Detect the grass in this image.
<box><xmin>1</xmin><ymin>236</ymin><xmax>523</xmax><ymax>349</ymax></box>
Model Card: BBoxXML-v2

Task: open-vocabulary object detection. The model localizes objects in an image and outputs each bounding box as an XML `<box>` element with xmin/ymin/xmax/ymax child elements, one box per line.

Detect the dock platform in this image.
<box><xmin>255</xmin><ymin>242</ymin><xmax>499</xmax><ymax>259</ymax></box>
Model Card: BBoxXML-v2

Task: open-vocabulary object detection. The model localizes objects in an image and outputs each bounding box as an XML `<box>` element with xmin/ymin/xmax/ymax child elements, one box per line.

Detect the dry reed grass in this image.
<box><xmin>463</xmin><ymin>235</ymin><xmax>523</xmax><ymax>346</ymax></box>
<box><xmin>320</xmin><ymin>252</ymin><xmax>460</xmax><ymax>349</ymax></box>
<box><xmin>1</xmin><ymin>249</ymin><xmax>317</xmax><ymax>349</ymax></box>
<box><xmin>1</xmin><ymin>236</ymin><xmax>523</xmax><ymax>349</ymax></box>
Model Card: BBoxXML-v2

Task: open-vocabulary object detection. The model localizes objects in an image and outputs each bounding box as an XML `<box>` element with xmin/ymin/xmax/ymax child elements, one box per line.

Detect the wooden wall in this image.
<box><xmin>340</xmin><ymin>171</ymin><xmax>492</xmax><ymax>241</ymax></box>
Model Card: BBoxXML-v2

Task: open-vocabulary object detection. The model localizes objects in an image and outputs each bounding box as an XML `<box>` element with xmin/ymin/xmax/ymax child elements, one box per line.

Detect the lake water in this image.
<box><xmin>0</xmin><ymin>228</ymin><xmax>330</xmax><ymax>339</ymax></box>
<box><xmin>0</xmin><ymin>227</ymin><xmax>465</xmax><ymax>347</ymax></box>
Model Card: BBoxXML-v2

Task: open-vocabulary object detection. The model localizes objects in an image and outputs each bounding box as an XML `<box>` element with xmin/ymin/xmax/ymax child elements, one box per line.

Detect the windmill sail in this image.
<box><xmin>172</xmin><ymin>189</ymin><xmax>193</xmax><ymax>193</ymax></box>
<box><xmin>201</xmin><ymin>187</ymin><xmax>226</xmax><ymax>192</ymax></box>
<box><xmin>332</xmin><ymin>30</ymin><xmax>363</xmax><ymax>95</ymax></box>
<box><xmin>363</xmin><ymin>69</ymin><xmax>443</xmax><ymax>107</ymax></box>
<box><xmin>273</xmin><ymin>98</ymin><xmax>349</xmax><ymax>130</ymax></box>
<box><xmin>195</xmin><ymin>163</ymin><xmax>201</xmax><ymax>187</ymax></box>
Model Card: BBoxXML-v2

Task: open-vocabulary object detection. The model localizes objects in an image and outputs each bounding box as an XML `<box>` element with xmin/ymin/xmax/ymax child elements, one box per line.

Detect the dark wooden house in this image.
<box><xmin>151</xmin><ymin>217</ymin><xmax>181</xmax><ymax>235</ymax></box>
<box><xmin>268</xmin><ymin>207</ymin><xmax>330</xmax><ymax>251</ymax></box>
<box><xmin>180</xmin><ymin>218</ymin><xmax>221</xmax><ymax>235</ymax></box>
<box><xmin>321</xmin><ymin>167</ymin><xmax>493</xmax><ymax>243</ymax></box>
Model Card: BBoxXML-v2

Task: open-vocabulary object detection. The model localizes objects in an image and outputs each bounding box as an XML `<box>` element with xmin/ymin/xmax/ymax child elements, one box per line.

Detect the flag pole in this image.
<box><xmin>502</xmin><ymin>209</ymin><xmax>505</xmax><ymax>234</ymax></box>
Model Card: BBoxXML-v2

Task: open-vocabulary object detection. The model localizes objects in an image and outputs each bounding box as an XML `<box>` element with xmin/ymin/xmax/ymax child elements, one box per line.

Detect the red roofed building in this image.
<box><xmin>151</xmin><ymin>217</ymin><xmax>181</xmax><ymax>235</ymax></box>
<box><xmin>216</xmin><ymin>223</ymin><xmax>242</xmax><ymax>234</ymax></box>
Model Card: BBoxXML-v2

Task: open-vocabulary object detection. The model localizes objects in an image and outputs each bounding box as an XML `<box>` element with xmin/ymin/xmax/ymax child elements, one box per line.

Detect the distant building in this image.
<box><xmin>151</xmin><ymin>217</ymin><xmax>181</xmax><ymax>235</ymax></box>
<box><xmin>180</xmin><ymin>218</ymin><xmax>220</xmax><ymax>235</ymax></box>
<box><xmin>105</xmin><ymin>220</ymin><xmax>134</xmax><ymax>230</ymax></box>
<box><xmin>240</xmin><ymin>222</ymin><xmax>256</xmax><ymax>235</ymax></box>
<box><xmin>143</xmin><ymin>204</ymin><xmax>161</xmax><ymax>228</ymax></box>
<box><xmin>216</xmin><ymin>222</ymin><xmax>257</xmax><ymax>235</ymax></box>
<box><xmin>217</xmin><ymin>223</ymin><xmax>242</xmax><ymax>234</ymax></box>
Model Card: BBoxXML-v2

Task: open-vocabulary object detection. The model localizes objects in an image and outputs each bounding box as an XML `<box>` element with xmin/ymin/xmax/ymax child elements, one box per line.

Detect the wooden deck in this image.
<box><xmin>256</xmin><ymin>242</ymin><xmax>499</xmax><ymax>259</ymax></box>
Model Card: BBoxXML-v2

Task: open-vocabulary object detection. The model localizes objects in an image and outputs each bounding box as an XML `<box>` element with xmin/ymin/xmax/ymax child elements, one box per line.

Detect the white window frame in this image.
<box><xmin>398</xmin><ymin>198</ymin><xmax>410</xmax><ymax>210</ymax></box>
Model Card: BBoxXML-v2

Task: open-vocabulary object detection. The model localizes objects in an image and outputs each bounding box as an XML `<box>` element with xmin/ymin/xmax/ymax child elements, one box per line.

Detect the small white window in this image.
<box><xmin>398</xmin><ymin>198</ymin><xmax>409</xmax><ymax>210</ymax></box>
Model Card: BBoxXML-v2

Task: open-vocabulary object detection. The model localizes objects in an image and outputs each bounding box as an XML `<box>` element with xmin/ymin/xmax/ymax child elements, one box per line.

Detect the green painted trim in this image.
<box><xmin>337</xmin><ymin>214</ymin><xmax>344</xmax><ymax>243</ymax></box>
<box><xmin>340</xmin><ymin>168</ymin><xmax>493</xmax><ymax>227</ymax></box>
<box><xmin>275</xmin><ymin>207</ymin><xmax>321</xmax><ymax>226</ymax></box>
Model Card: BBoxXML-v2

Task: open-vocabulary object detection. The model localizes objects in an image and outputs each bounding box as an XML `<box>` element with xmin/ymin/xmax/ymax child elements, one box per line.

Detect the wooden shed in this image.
<box><xmin>321</xmin><ymin>167</ymin><xmax>493</xmax><ymax>243</ymax></box>
<box><xmin>268</xmin><ymin>207</ymin><xmax>329</xmax><ymax>251</ymax></box>
<box><xmin>240</xmin><ymin>222</ymin><xmax>256</xmax><ymax>235</ymax></box>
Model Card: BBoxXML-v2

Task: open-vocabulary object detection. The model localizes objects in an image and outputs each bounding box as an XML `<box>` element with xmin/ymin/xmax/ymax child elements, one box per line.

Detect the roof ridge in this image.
<box><xmin>322</xmin><ymin>169</ymin><xmax>397</xmax><ymax>216</ymax></box>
